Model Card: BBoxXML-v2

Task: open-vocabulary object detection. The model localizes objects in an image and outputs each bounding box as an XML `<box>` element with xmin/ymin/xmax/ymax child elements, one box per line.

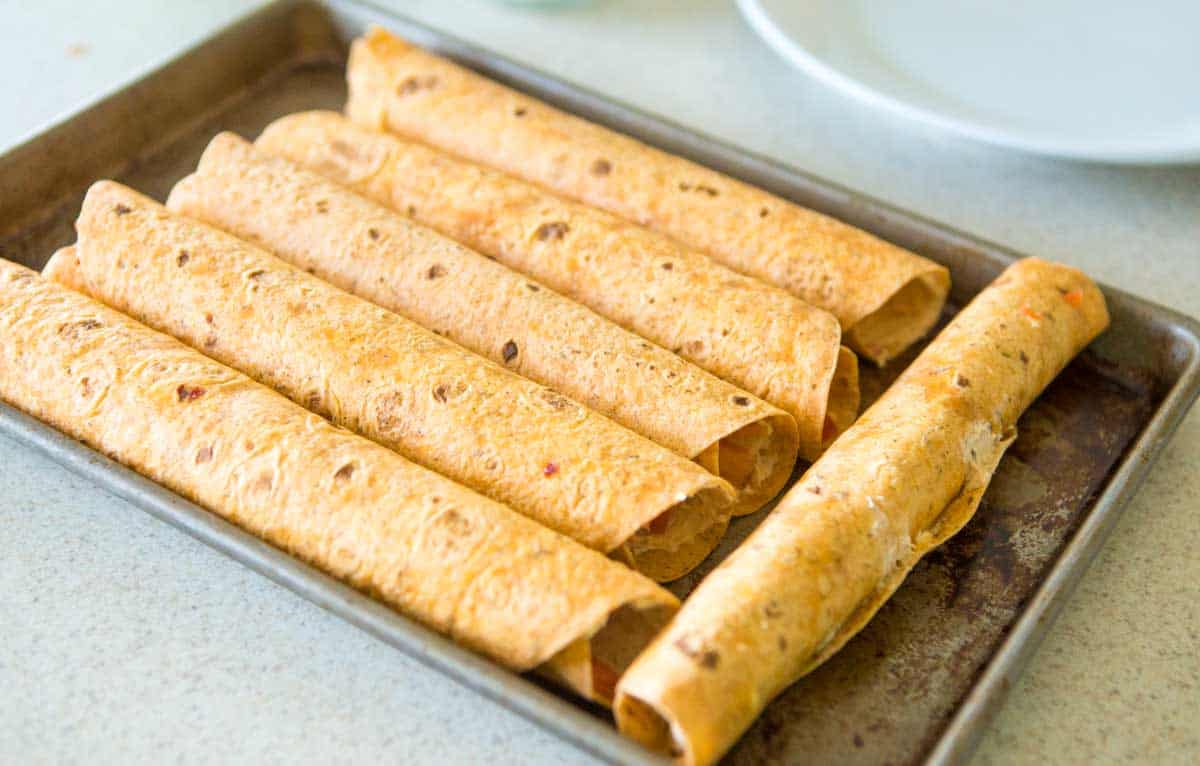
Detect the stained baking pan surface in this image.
<box><xmin>0</xmin><ymin>2</ymin><xmax>1196</xmax><ymax>765</ymax></box>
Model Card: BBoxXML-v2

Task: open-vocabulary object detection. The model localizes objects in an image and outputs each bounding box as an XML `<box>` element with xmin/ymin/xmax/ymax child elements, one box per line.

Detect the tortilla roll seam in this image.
<box><xmin>613</xmin><ymin>258</ymin><xmax>1109</xmax><ymax>764</ymax></box>
<box><xmin>166</xmin><ymin>132</ymin><xmax>798</xmax><ymax>515</ymax></box>
<box><xmin>255</xmin><ymin>111</ymin><xmax>857</xmax><ymax>460</ymax></box>
<box><xmin>343</xmin><ymin>27</ymin><xmax>950</xmax><ymax>365</ymax></box>
<box><xmin>0</xmin><ymin>259</ymin><xmax>678</xmax><ymax>705</ymax></box>
<box><xmin>49</xmin><ymin>181</ymin><xmax>735</xmax><ymax>582</ymax></box>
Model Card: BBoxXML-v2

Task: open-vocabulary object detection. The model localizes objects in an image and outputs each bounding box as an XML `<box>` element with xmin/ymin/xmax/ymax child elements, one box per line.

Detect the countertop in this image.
<box><xmin>1</xmin><ymin>1</ymin><xmax>1197</xmax><ymax>763</ymax></box>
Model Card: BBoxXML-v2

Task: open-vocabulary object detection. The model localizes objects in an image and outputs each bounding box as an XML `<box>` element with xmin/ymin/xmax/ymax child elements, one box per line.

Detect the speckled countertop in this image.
<box><xmin>1</xmin><ymin>1</ymin><xmax>1197</xmax><ymax>763</ymax></box>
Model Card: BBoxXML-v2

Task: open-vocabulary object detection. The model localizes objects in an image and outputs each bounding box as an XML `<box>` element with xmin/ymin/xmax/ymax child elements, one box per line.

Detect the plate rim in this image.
<box><xmin>736</xmin><ymin>0</ymin><xmax>1200</xmax><ymax>164</ymax></box>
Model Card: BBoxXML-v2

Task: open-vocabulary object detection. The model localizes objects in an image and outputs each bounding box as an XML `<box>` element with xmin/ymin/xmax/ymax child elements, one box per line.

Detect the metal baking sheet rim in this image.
<box><xmin>0</xmin><ymin>1</ymin><xmax>1197</xmax><ymax>764</ymax></box>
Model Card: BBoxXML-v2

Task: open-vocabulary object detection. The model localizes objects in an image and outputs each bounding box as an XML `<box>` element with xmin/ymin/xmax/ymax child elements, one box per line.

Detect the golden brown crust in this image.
<box><xmin>0</xmin><ymin>259</ymin><xmax>678</xmax><ymax>694</ymax></box>
<box><xmin>257</xmin><ymin>111</ymin><xmax>855</xmax><ymax>461</ymax></box>
<box><xmin>344</xmin><ymin>27</ymin><xmax>949</xmax><ymax>365</ymax></box>
<box><xmin>48</xmin><ymin>182</ymin><xmax>735</xmax><ymax>580</ymax></box>
<box><xmin>167</xmin><ymin>132</ymin><xmax>797</xmax><ymax>515</ymax></box>
<box><xmin>613</xmin><ymin>258</ymin><xmax>1109</xmax><ymax>765</ymax></box>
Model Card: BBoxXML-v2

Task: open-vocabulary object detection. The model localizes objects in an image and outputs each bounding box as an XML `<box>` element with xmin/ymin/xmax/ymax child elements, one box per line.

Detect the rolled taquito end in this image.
<box><xmin>0</xmin><ymin>257</ymin><xmax>678</xmax><ymax>705</ymax></box>
<box><xmin>825</xmin><ymin>345</ymin><xmax>860</xmax><ymax>450</ymax></box>
<box><xmin>49</xmin><ymin>182</ymin><xmax>736</xmax><ymax>581</ymax></box>
<box><xmin>344</xmin><ymin>27</ymin><xmax>949</xmax><ymax>365</ymax></box>
<box><xmin>843</xmin><ymin>262</ymin><xmax>951</xmax><ymax>366</ymax></box>
<box><xmin>614</xmin><ymin>258</ymin><xmax>1108</xmax><ymax>764</ymax></box>
<box><xmin>255</xmin><ymin>111</ymin><xmax>857</xmax><ymax>462</ymax></box>
<box><xmin>183</xmin><ymin>131</ymin><xmax>798</xmax><ymax>514</ymax></box>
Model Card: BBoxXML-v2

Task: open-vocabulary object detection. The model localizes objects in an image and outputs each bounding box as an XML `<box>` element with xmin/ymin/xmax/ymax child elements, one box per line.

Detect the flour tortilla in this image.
<box><xmin>166</xmin><ymin>133</ymin><xmax>798</xmax><ymax>516</ymax></box>
<box><xmin>613</xmin><ymin>258</ymin><xmax>1109</xmax><ymax>764</ymax></box>
<box><xmin>344</xmin><ymin>27</ymin><xmax>949</xmax><ymax>366</ymax></box>
<box><xmin>47</xmin><ymin>182</ymin><xmax>735</xmax><ymax>582</ymax></box>
<box><xmin>257</xmin><ymin>111</ymin><xmax>857</xmax><ymax>462</ymax></box>
<box><xmin>0</xmin><ymin>258</ymin><xmax>678</xmax><ymax>705</ymax></box>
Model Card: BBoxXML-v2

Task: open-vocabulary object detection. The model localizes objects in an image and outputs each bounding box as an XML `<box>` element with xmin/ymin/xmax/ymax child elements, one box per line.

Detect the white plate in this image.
<box><xmin>737</xmin><ymin>0</ymin><xmax>1200</xmax><ymax>164</ymax></box>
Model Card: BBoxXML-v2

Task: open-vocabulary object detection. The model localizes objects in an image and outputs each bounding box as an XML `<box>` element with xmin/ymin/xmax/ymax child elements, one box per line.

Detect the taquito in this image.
<box><xmin>256</xmin><ymin>114</ymin><xmax>858</xmax><ymax>461</ymax></box>
<box><xmin>48</xmin><ymin>182</ymin><xmax>735</xmax><ymax>582</ymax></box>
<box><xmin>167</xmin><ymin>133</ymin><xmax>798</xmax><ymax>516</ymax></box>
<box><xmin>0</xmin><ymin>258</ymin><xmax>679</xmax><ymax>705</ymax></box>
<box><xmin>344</xmin><ymin>27</ymin><xmax>950</xmax><ymax>365</ymax></box>
<box><xmin>613</xmin><ymin>258</ymin><xmax>1109</xmax><ymax>764</ymax></box>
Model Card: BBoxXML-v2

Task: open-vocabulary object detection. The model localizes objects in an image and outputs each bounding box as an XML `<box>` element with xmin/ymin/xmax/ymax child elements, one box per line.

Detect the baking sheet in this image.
<box><xmin>0</xmin><ymin>2</ymin><xmax>1197</xmax><ymax>764</ymax></box>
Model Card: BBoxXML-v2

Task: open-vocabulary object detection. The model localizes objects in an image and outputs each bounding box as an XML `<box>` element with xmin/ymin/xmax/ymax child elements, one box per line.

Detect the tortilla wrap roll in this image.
<box><xmin>48</xmin><ymin>182</ymin><xmax>735</xmax><ymax>582</ymax></box>
<box><xmin>256</xmin><ymin>114</ymin><xmax>857</xmax><ymax>462</ymax></box>
<box><xmin>613</xmin><ymin>258</ymin><xmax>1109</xmax><ymax>764</ymax></box>
<box><xmin>0</xmin><ymin>259</ymin><xmax>680</xmax><ymax>705</ymax></box>
<box><xmin>344</xmin><ymin>27</ymin><xmax>949</xmax><ymax>366</ymax></box>
<box><xmin>166</xmin><ymin>133</ymin><xmax>798</xmax><ymax>517</ymax></box>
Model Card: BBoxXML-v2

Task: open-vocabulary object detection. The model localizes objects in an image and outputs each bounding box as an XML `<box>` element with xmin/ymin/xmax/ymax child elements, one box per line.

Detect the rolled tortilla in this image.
<box><xmin>166</xmin><ymin>133</ymin><xmax>798</xmax><ymax>516</ymax></box>
<box><xmin>613</xmin><ymin>258</ymin><xmax>1109</xmax><ymax>764</ymax></box>
<box><xmin>344</xmin><ymin>27</ymin><xmax>950</xmax><ymax>366</ymax></box>
<box><xmin>0</xmin><ymin>258</ymin><xmax>679</xmax><ymax>705</ymax></box>
<box><xmin>48</xmin><ymin>182</ymin><xmax>735</xmax><ymax>582</ymax></box>
<box><xmin>256</xmin><ymin>113</ymin><xmax>857</xmax><ymax>461</ymax></box>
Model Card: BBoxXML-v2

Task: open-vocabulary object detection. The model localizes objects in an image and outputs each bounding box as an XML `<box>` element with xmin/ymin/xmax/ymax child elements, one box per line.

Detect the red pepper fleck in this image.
<box><xmin>591</xmin><ymin>658</ymin><xmax>619</xmax><ymax>702</ymax></box>
<box><xmin>1021</xmin><ymin>306</ymin><xmax>1042</xmax><ymax>322</ymax></box>
<box><xmin>1062</xmin><ymin>289</ymin><xmax>1084</xmax><ymax>307</ymax></box>
<box><xmin>176</xmin><ymin>384</ymin><xmax>206</xmax><ymax>402</ymax></box>
<box><xmin>543</xmin><ymin>461</ymin><xmax>559</xmax><ymax>477</ymax></box>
